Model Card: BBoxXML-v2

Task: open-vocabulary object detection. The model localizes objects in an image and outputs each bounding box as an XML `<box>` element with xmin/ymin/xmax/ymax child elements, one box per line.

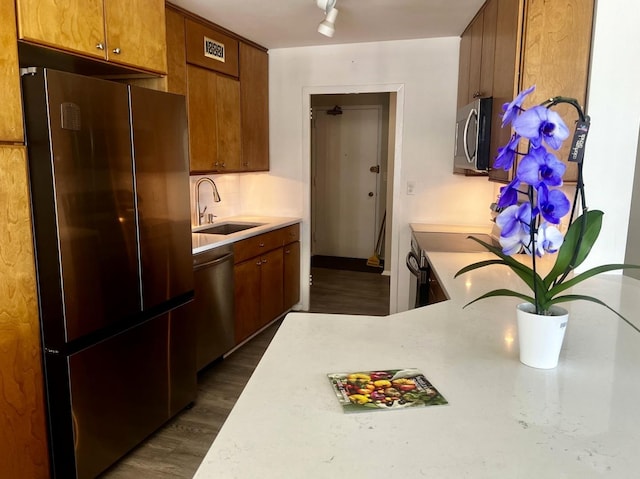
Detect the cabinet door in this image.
<box><xmin>16</xmin><ymin>0</ymin><xmax>106</xmax><ymax>60</ymax></box>
<box><xmin>488</xmin><ymin>0</ymin><xmax>523</xmax><ymax>183</ymax></box>
<box><xmin>520</xmin><ymin>0</ymin><xmax>594</xmax><ymax>183</ymax></box>
<box><xmin>0</xmin><ymin>0</ymin><xmax>24</xmax><ymax>142</ymax></box>
<box><xmin>165</xmin><ymin>7</ymin><xmax>187</xmax><ymax>95</ymax></box>
<box><xmin>104</xmin><ymin>0</ymin><xmax>167</xmax><ymax>73</ymax></box>
<box><xmin>283</xmin><ymin>241</ymin><xmax>300</xmax><ymax>311</ymax></box>
<box><xmin>187</xmin><ymin>64</ymin><xmax>218</xmax><ymax>172</ymax></box>
<box><xmin>0</xmin><ymin>146</ymin><xmax>49</xmax><ymax>478</ymax></box>
<box><xmin>240</xmin><ymin>42</ymin><xmax>269</xmax><ymax>171</ymax></box>
<box><xmin>479</xmin><ymin>0</ymin><xmax>497</xmax><ymax>100</ymax></box>
<box><xmin>259</xmin><ymin>248</ymin><xmax>284</xmax><ymax>328</ymax></box>
<box><xmin>234</xmin><ymin>259</ymin><xmax>261</xmax><ymax>344</ymax></box>
<box><xmin>467</xmin><ymin>11</ymin><xmax>484</xmax><ymax>102</ymax></box>
<box><xmin>216</xmin><ymin>75</ymin><xmax>242</xmax><ymax>171</ymax></box>
<box><xmin>428</xmin><ymin>270</ymin><xmax>447</xmax><ymax>305</ymax></box>
<box><xmin>457</xmin><ymin>27</ymin><xmax>472</xmax><ymax>109</ymax></box>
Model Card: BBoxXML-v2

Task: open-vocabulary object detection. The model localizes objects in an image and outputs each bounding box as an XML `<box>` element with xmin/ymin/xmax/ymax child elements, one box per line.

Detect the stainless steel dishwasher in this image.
<box><xmin>193</xmin><ymin>244</ymin><xmax>235</xmax><ymax>370</ymax></box>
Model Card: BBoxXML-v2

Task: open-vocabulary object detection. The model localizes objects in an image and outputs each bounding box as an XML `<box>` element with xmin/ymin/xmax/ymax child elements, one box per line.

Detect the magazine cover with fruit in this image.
<box><xmin>327</xmin><ymin>368</ymin><xmax>448</xmax><ymax>413</ymax></box>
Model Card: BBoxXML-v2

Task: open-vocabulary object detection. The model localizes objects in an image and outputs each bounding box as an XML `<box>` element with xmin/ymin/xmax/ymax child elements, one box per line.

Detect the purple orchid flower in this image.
<box><xmin>513</xmin><ymin>105</ymin><xmax>570</xmax><ymax>150</ymax></box>
<box><xmin>496</xmin><ymin>203</ymin><xmax>532</xmax><ymax>255</ymax></box>
<box><xmin>535</xmin><ymin>222</ymin><xmax>564</xmax><ymax>257</ymax></box>
<box><xmin>497</xmin><ymin>177</ymin><xmax>521</xmax><ymax>209</ymax></box>
<box><xmin>501</xmin><ymin>85</ymin><xmax>535</xmax><ymax>127</ymax></box>
<box><xmin>494</xmin><ymin>134</ymin><xmax>521</xmax><ymax>170</ymax></box>
<box><xmin>537</xmin><ymin>184</ymin><xmax>570</xmax><ymax>224</ymax></box>
<box><xmin>516</xmin><ymin>146</ymin><xmax>566</xmax><ymax>188</ymax></box>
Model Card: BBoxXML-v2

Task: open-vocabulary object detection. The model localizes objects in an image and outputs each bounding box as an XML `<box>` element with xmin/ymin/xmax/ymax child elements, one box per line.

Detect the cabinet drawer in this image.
<box><xmin>280</xmin><ymin>223</ymin><xmax>300</xmax><ymax>245</ymax></box>
<box><xmin>233</xmin><ymin>229</ymin><xmax>282</xmax><ymax>264</ymax></box>
<box><xmin>185</xmin><ymin>18</ymin><xmax>238</xmax><ymax>77</ymax></box>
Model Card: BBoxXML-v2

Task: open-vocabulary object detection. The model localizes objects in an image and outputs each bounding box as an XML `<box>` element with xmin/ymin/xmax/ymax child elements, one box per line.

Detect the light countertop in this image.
<box><xmin>191</xmin><ymin>216</ymin><xmax>301</xmax><ymax>254</ymax></box>
<box><xmin>194</xmin><ymin>238</ymin><xmax>640</xmax><ymax>478</ymax></box>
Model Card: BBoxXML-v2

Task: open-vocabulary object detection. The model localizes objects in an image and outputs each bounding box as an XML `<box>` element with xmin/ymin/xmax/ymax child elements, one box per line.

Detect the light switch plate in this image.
<box><xmin>407</xmin><ymin>180</ymin><xmax>416</xmax><ymax>195</ymax></box>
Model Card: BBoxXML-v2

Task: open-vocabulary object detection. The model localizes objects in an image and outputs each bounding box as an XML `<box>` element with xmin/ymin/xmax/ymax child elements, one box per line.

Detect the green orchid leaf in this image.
<box><xmin>462</xmin><ymin>289</ymin><xmax>535</xmax><ymax>309</ymax></box>
<box><xmin>548</xmin><ymin>263</ymin><xmax>640</xmax><ymax>297</ymax></box>
<box><xmin>464</xmin><ymin>235</ymin><xmax>545</xmax><ymax>298</ymax></box>
<box><xmin>548</xmin><ymin>294</ymin><xmax>630</xmax><ymax>322</ymax></box>
<box><xmin>454</xmin><ymin>259</ymin><xmax>516</xmax><ymax>277</ymax></box>
<box><xmin>545</xmin><ymin>210</ymin><xmax>603</xmax><ymax>288</ymax></box>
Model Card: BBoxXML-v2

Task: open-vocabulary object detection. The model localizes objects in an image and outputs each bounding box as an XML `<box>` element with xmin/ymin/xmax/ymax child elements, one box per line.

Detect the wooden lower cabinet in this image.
<box><xmin>283</xmin><ymin>241</ymin><xmax>301</xmax><ymax>310</ymax></box>
<box><xmin>428</xmin><ymin>270</ymin><xmax>447</xmax><ymax>305</ymax></box>
<box><xmin>233</xmin><ymin>225</ymin><xmax>300</xmax><ymax>344</ymax></box>
<box><xmin>234</xmin><ymin>248</ymin><xmax>283</xmax><ymax>344</ymax></box>
<box><xmin>258</xmin><ymin>248</ymin><xmax>284</xmax><ymax>326</ymax></box>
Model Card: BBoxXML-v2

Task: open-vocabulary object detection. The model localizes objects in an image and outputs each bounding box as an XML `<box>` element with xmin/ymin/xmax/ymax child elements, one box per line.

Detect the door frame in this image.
<box><xmin>311</xmin><ymin>104</ymin><xmax>384</xmax><ymax>259</ymax></box>
<box><xmin>302</xmin><ymin>84</ymin><xmax>405</xmax><ymax>314</ymax></box>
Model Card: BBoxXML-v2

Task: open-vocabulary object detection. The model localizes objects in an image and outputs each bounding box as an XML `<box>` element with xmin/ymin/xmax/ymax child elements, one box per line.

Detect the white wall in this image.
<box><xmin>239</xmin><ymin>37</ymin><xmax>496</xmax><ymax>313</ymax></box>
<box><xmin>580</xmin><ymin>0</ymin><xmax>640</xmax><ymax>270</ymax></box>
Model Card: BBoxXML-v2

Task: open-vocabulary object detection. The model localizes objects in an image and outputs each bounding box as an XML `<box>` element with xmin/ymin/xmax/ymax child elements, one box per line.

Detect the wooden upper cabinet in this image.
<box><xmin>216</xmin><ymin>74</ymin><xmax>242</xmax><ymax>171</ymax></box>
<box><xmin>479</xmin><ymin>0</ymin><xmax>497</xmax><ymax>101</ymax></box>
<box><xmin>457</xmin><ymin>0</ymin><xmax>497</xmax><ymax>107</ymax></box>
<box><xmin>15</xmin><ymin>0</ymin><xmax>167</xmax><ymax>74</ymax></box>
<box><xmin>518</xmin><ymin>0</ymin><xmax>594</xmax><ymax>183</ymax></box>
<box><xmin>187</xmin><ymin>64</ymin><xmax>218</xmax><ymax>172</ymax></box>
<box><xmin>103</xmin><ymin>0</ymin><xmax>167</xmax><ymax>73</ymax></box>
<box><xmin>467</xmin><ymin>11</ymin><xmax>483</xmax><ymax>102</ymax></box>
<box><xmin>185</xmin><ymin>18</ymin><xmax>239</xmax><ymax>77</ymax></box>
<box><xmin>487</xmin><ymin>0</ymin><xmax>523</xmax><ymax>183</ymax></box>
<box><xmin>457</xmin><ymin>27</ymin><xmax>472</xmax><ymax>108</ymax></box>
<box><xmin>0</xmin><ymin>0</ymin><xmax>24</xmax><ymax>142</ymax></box>
<box><xmin>165</xmin><ymin>7</ymin><xmax>187</xmax><ymax>95</ymax></box>
<box><xmin>16</xmin><ymin>0</ymin><xmax>105</xmax><ymax>59</ymax></box>
<box><xmin>186</xmin><ymin>64</ymin><xmax>242</xmax><ymax>173</ymax></box>
<box><xmin>240</xmin><ymin>42</ymin><xmax>269</xmax><ymax>171</ymax></box>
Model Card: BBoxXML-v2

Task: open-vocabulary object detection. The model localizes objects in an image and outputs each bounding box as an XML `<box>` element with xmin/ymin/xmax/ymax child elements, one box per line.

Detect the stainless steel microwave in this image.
<box><xmin>453</xmin><ymin>97</ymin><xmax>492</xmax><ymax>171</ymax></box>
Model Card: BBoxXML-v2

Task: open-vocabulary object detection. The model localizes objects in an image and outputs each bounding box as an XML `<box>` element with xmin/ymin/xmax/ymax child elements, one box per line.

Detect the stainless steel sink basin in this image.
<box><xmin>195</xmin><ymin>222</ymin><xmax>264</xmax><ymax>235</ymax></box>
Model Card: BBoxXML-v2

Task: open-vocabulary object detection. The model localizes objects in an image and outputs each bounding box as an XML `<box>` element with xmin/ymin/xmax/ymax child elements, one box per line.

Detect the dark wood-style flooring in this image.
<box><xmin>101</xmin><ymin>263</ymin><xmax>389</xmax><ymax>478</ymax></box>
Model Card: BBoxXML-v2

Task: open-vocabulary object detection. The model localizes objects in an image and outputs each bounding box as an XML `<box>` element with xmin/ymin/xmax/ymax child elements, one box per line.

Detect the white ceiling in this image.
<box><xmin>169</xmin><ymin>0</ymin><xmax>485</xmax><ymax>49</ymax></box>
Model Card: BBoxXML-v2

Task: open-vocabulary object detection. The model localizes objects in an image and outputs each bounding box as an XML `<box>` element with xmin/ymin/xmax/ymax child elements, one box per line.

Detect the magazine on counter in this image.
<box><xmin>327</xmin><ymin>368</ymin><xmax>448</xmax><ymax>413</ymax></box>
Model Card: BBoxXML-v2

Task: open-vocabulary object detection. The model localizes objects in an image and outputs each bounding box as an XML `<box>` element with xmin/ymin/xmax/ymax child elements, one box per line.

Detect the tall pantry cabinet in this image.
<box><xmin>0</xmin><ymin>1</ymin><xmax>50</xmax><ymax>478</ymax></box>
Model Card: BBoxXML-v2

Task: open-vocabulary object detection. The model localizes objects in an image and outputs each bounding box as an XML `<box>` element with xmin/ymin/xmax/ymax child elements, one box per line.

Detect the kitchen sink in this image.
<box><xmin>195</xmin><ymin>222</ymin><xmax>264</xmax><ymax>235</ymax></box>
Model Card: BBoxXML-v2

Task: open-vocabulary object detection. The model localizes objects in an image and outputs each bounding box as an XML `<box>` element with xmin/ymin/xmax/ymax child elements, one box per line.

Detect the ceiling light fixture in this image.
<box><xmin>316</xmin><ymin>0</ymin><xmax>338</xmax><ymax>38</ymax></box>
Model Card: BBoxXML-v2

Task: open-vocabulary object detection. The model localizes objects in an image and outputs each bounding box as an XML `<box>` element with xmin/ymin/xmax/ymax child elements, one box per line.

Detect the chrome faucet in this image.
<box><xmin>196</xmin><ymin>177</ymin><xmax>221</xmax><ymax>225</ymax></box>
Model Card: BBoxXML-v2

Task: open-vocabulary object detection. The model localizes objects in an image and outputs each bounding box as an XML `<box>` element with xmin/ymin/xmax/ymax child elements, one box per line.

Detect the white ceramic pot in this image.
<box><xmin>516</xmin><ymin>302</ymin><xmax>569</xmax><ymax>369</ymax></box>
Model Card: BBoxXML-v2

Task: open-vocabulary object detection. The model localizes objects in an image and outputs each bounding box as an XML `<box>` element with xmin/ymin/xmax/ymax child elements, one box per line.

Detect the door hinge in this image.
<box><xmin>370</xmin><ymin>165</ymin><xmax>380</xmax><ymax>173</ymax></box>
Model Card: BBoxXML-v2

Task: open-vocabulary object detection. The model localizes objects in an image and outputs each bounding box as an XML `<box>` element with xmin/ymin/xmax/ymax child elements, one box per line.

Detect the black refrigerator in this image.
<box><xmin>22</xmin><ymin>68</ymin><xmax>196</xmax><ymax>479</ymax></box>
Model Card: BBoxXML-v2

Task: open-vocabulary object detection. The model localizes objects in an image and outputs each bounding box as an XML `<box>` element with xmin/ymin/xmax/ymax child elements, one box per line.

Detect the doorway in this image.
<box><xmin>312</xmin><ymin>103</ymin><xmax>384</xmax><ymax>258</ymax></box>
<box><xmin>309</xmin><ymin>93</ymin><xmax>391</xmax><ymax>316</ymax></box>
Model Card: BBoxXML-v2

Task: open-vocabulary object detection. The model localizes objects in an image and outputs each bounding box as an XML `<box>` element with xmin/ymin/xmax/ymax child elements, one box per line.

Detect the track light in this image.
<box><xmin>316</xmin><ymin>0</ymin><xmax>338</xmax><ymax>37</ymax></box>
<box><xmin>318</xmin><ymin>7</ymin><xmax>339</xmax><ymax>37</ymax></box>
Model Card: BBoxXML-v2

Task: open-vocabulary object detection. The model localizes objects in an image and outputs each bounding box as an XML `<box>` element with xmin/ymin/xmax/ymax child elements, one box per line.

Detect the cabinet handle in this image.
<box><xmin>285</xmin><ymin>249</ymin><xmax>290</xmax><ymax>254</ymax></box>
<box><xmin>259</xmin><ymin>242</ymin><xmax>265</xmax><ymax>247</ymax></box>
<box><xmin>256</xmin><ymin>261</ymin><xmax>262</xmax><ymax>266</ymax></box>
<box><xmin>96</xmin><ymin>43</ymin><xmax>105</xmax><ymax>50</ymax></box>
<box><xmin>262</xmin><ymin>258</ymin><xmax>268</xmax><ymax>264</ymax></box>
<box><xmin>112</xmin><ymin>47</ymin><xmax>121</xmax><ymax>54</ymax></box>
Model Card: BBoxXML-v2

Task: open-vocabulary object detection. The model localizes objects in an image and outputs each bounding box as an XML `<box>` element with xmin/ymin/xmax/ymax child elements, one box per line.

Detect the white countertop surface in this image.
<box><xmin>194</xmin><ymin>242</ymin><xmax>640</xmax><ymax>477</ymax></box>
<box><xmin>191</xmin><ymin>216</ymin><xmax>301</xmax><ymax>254</ymax></box>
